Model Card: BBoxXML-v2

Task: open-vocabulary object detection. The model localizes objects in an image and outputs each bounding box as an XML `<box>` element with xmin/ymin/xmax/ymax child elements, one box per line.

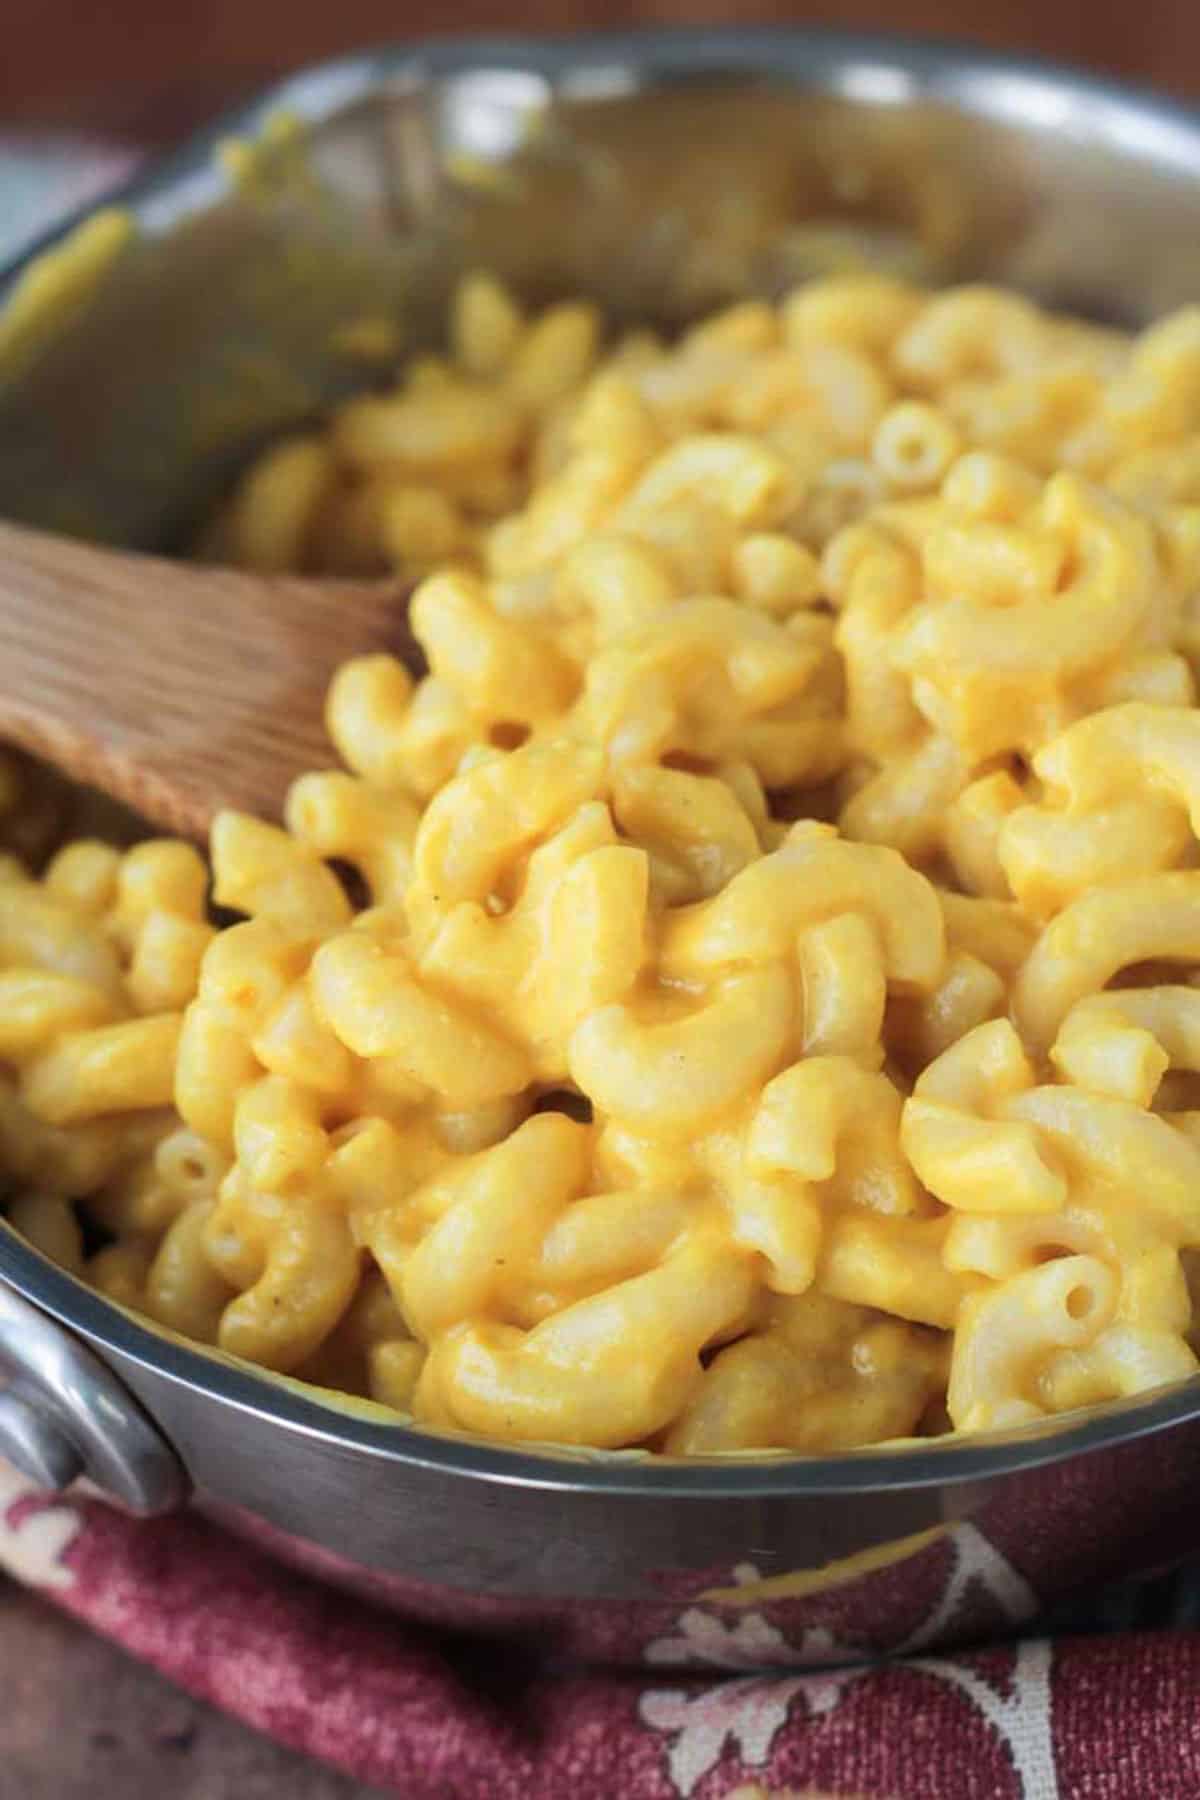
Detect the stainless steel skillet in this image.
<box><xmin>2</xmin><ymin>28</ymin><xmax>1200</xmax><ymax>1666</ymax></box>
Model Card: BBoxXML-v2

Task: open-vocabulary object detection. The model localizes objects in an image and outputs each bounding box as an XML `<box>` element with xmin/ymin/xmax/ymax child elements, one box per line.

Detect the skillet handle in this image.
<box><xmin>0</xmin><ymin>1282</ymin><xmax>189</xmax><ymax>1516</ymax></box>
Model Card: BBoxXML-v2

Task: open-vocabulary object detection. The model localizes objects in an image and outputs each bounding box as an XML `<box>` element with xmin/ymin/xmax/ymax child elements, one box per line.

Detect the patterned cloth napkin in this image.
<box><xmin>5</xmin><ymin>132</ymin><xmax>1200</xmax><ymax>1800</ymax></box>
<box><xmin>4</xmin><ymin>1459</ymin><xmax>1200</xmax><ymax>1799</ymax></box>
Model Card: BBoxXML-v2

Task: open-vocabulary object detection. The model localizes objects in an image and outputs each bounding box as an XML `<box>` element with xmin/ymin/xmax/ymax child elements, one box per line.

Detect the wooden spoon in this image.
<box><xmin>0</xmin><ymin>519</ymin><xmax>416</xmax><ymax>839</ymax></box>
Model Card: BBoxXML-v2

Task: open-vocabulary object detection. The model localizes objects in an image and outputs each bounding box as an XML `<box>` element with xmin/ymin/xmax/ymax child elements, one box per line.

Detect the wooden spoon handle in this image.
<box><xmin>0</xmin><ymin>520</ymin><xmax>414</xmax><ymax>838</ymax></box>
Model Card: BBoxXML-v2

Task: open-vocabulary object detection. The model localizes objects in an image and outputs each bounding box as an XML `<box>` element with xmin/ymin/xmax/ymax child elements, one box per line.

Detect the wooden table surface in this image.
<box><xmin>5</xmin><ymin>0</ymin><xmax>1200</xmax><ymax>139</ymax></box>
<box><xmin>3</xmin><ymin>3</ymin><xmax>1200</xmax><ymax>1795</ymax></box>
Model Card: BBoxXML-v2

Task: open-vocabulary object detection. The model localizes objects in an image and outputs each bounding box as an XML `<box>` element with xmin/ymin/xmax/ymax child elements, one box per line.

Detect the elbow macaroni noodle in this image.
<box><xmin>7</xmin><ymin>272</ymin><xmax>1200</xmax><ymax>1452</ymax></box>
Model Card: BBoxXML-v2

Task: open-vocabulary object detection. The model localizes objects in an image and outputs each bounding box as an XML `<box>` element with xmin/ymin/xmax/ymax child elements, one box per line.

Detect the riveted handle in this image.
<box><xmin>0</xmin><ymin>1283</ymin><xmax>189</xmax><ymax>1515</ymax></box>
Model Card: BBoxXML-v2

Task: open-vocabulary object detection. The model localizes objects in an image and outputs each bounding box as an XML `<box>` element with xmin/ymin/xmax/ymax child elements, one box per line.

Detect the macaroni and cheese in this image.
<box><xmin>6</xmin><ymin>272</ymin><xmax>1200</xmax><ymax>1453</ymax></box>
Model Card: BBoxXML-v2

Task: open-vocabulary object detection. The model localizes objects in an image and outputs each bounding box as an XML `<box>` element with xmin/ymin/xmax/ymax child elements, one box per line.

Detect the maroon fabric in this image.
<box><xmin>2</xmin><ymin>1462</ymin><xmax>1197</xmax><ymax>1799</ymax></box>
